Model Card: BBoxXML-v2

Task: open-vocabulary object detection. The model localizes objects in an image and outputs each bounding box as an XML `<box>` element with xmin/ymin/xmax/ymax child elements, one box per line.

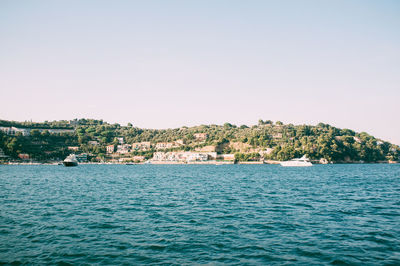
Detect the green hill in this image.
<box><xmin>0</xmin><ymin>118</ymin><xmax>399</xmax><ymax>163</ymax></box>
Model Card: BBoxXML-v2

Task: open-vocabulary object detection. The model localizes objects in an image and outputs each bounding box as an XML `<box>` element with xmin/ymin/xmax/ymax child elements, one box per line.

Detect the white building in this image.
<box><xmin>0</xmin><ymin>127</ymin><xmax>30</xmax><ymax>136</ymax></box>
<box><xmin>0</xmin><ymin>126</ymin><xmax>74</xmax><ymax>136</ymax></box>
<box><xmin>152</xmin><ymin>152</ymin><xmax>216</xmax><ymax>162</ymax></box>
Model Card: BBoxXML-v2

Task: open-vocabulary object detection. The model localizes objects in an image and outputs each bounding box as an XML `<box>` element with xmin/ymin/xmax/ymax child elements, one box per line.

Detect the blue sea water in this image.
<box><xmin>0</xmin><ymin>164</ymin><xmax>399</xmax><ymax>265</ymax></box>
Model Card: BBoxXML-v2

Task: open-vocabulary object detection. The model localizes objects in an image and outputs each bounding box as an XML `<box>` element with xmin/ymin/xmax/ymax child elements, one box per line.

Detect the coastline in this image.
<box><xmin>1</xmin><ymin>161</ymin><xmax>398</xmax><ymax>166</ymax></box>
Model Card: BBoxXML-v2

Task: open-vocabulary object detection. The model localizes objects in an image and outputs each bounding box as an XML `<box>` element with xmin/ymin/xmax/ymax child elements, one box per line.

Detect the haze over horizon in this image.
<box><xmin>1</xmin><ymin>1</ymin><xmax>399</xmax><ymax>145</ymax></box>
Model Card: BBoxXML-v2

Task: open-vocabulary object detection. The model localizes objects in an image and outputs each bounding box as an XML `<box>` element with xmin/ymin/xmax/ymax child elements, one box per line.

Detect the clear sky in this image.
<box><xmin>1</xmin><ymin>0</ymin><xmax>399</xmax><ymax>144</ymax></box>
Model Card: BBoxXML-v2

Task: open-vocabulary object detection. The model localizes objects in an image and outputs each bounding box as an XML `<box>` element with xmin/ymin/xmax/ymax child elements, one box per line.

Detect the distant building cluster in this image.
<box><xmin>152</xmin><ymin>152</ymin><xmax>217</xmax><ymax>162</ymax></box>
<box><xmin>0</xmin><ymin>127</ymin><xmax>30</xmax><ymax>136</ymax></box>
<box><xmin>0</xmin><ymin>126</ymin><xmax>74</xmax><ymax>136</ymax></box>
<box><xmin>106</xmin><ymin>139</ymin><xmax>188</xmax><ymax>154</ymax></box>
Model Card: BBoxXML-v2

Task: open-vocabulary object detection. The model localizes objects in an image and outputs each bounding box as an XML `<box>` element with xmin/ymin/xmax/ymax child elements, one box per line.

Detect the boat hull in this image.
<box><xmin>280</xmin><ymin>161</ymin><xmax>312</xmax><ymax>167</ymax></box>
<box><xmin>63</xmin><ymin>161</ymin><xmax>78</xmax><ymax>167</ymax></box>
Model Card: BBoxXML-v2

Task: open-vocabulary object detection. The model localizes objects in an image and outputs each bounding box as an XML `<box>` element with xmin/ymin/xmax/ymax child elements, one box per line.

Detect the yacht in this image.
<box><xmin>280</xmin><ymin>155</ymin><xmax>312</xmax><ymax>167</ymax></box>
<box><xmin>63</xmin><ymin>154</ymin><xmax>78</xmax><ymax>167</ymax></box>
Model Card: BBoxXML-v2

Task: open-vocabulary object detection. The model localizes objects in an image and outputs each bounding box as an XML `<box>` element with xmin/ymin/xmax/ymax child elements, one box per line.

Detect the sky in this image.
<box><xmin>0</xmin><ymin>0</ymin><xmax>399</xmax><ymax>144</ymax></box>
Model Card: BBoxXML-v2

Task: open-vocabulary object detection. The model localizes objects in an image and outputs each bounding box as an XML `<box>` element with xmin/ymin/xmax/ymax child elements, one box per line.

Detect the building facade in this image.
<box><xmin>106</xmin><ymin>145</ymin><xmax>115</xmax><ymax>154</ymax></box>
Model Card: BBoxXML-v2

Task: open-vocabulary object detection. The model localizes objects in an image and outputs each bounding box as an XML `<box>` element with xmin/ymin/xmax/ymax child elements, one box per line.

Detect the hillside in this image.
<box><xmin>0</xmin><ymin>119</ymin><xmax>399</xmax><ymax>163</ymax></box>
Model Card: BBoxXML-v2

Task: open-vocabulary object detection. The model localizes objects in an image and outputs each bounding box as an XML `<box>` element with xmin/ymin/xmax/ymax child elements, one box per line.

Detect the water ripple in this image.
<box><xmin>0</xmin><ymin>164</ymin><xmax>399</xmax><ymax>264</ymax></box>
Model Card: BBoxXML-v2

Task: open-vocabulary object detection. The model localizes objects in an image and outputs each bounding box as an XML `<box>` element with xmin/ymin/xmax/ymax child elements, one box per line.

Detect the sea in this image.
<box><xmin>0</xmin><ymin>164</ymin><xmax>399</xmax><ymax>265</ymax></box>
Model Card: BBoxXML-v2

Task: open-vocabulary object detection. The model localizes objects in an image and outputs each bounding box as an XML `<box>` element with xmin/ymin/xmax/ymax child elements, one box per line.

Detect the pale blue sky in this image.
<box><xmin>1</xmin><ymin>1</ymin><xmax>399</xmax><ymax>144</ymax></box>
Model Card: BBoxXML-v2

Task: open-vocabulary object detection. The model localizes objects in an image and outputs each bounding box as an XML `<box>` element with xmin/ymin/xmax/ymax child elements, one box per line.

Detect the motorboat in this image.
<box><xmin>63</xmin><ymin>154</ymin><xmax>78</xmax><ymax>167</ymax></box>
<box><xmin>280</xmin><ymin>155</ymin><xmax>312</xmax><ymax>167</ymax></box>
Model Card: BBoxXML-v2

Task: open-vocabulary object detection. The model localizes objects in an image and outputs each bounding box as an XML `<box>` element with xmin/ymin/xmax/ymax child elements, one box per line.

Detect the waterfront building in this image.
<box><xmin>217</xmin><ymin>154</ymin><xmax>235</xmax><ymax>161</ymax></box>
<box><xmin>133</xmin><ymin>156</ymin><xmax>145</xmax><ymax>162</ymax></box>
<box><xmin>18</xmin><ymin>153</ymin><xmax>30</xmax><ymax>160</ymax></box>
<box><xmin>152</xmin><ymin>152</ymin><xmax>216</xmax><ymax>162</ymax></box>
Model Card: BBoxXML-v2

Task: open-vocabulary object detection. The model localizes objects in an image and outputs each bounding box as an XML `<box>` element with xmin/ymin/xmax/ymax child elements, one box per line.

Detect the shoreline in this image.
<box><xmin>1</xmin><ymin>161</ymin><xmax>398</xmax><ymax>166</ymax></box>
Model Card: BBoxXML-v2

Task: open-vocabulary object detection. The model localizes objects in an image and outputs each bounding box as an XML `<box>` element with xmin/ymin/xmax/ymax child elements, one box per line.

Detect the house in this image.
<box><xmin>117</xmin><ymin>137</ymin><xmax>124</xmax><ymax>144</ymax></box>
<box><xmin>68</xmin><ymin>146</ymin><xmax>79</xmax><ymax>151</ymax></box>
<box><xmin>155</xmin><ymin>142</ymin><xmax>180</xmax><ymax>150</ymax></box>
<box><xmin>194</xmin><ymin>133</ymin><xmax>208</xmax><ymax>141</ymax></box>
<box><xmin>117</xmin><ymin>144</ymin><xmax>131</xmax><ymax>154</ymax></box>
<box><xmin>132</xmin><ymin>142</ymin><xmax>151</xmax><ymax>151</ymax></box>
<box><xmin>18</xmin><ymin>153</ymin><xmax>30</xmax><ymax>160</ymax></box>
<box><xmin>88</xmin><ymin>141</ymin><xmax>99</xmax><ymax>146</ymax></box>
<box><xmin>106</xmin><ymin>145</ymin><xmax>115</xmax><ymax>154</ymax></box>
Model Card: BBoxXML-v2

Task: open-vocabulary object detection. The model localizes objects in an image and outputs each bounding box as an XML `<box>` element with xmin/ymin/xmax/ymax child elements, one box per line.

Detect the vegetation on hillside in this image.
<box><xmin>0</xmin><ymin>119</ymin><xmax>399</xmax><ymax>163</ymax></box>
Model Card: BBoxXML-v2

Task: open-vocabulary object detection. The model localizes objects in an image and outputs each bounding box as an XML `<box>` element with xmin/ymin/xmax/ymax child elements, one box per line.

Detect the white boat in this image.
<box><xmin>280</xmin><ymin>155</ymin><xmax>312</xmax><ymax>167</ymax></box>
<box><xmin>63</xmin><ymin>154</ymin><xmax>78</xmax><ymax>167</ymax></box>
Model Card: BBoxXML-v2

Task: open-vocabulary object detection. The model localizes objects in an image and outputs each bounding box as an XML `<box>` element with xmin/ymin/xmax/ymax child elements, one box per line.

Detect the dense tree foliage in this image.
<box><xmin>0</xmin><ymin>119</ymin><xmax>399</xmax><ymax>163</ymax></box>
